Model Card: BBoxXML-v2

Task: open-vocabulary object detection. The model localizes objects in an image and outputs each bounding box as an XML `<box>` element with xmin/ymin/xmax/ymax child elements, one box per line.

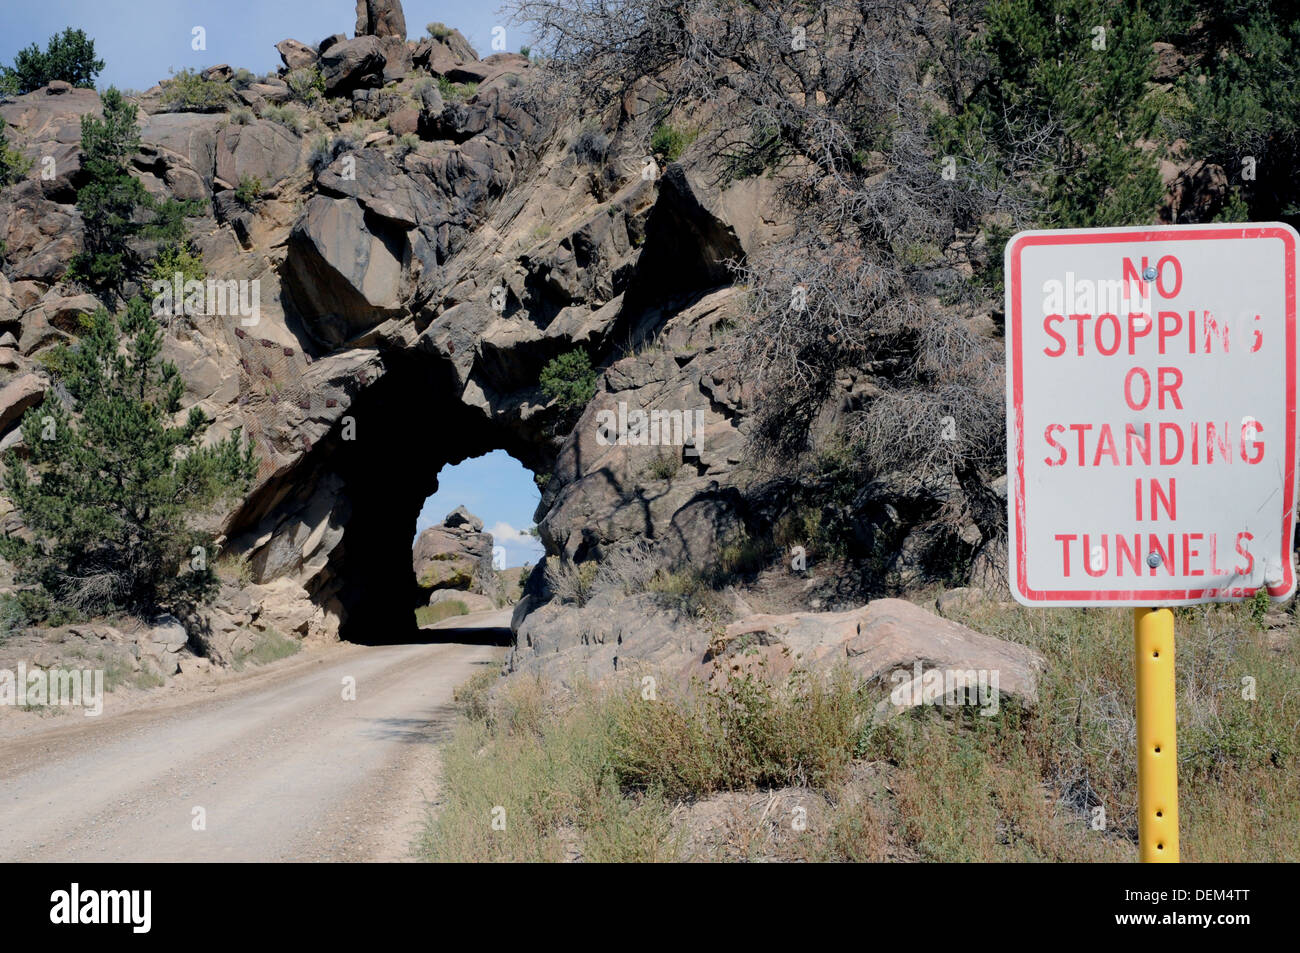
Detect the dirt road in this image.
<box><xmin>0</xmin><ymin>610</ymin><xmax>510</xmax><ymax>862</ymax></box>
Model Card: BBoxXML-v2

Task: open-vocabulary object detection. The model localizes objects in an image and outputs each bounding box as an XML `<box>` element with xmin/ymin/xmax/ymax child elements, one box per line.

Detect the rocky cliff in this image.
<box><xmin>0</xmin><ymin>0</ymin><xmax>1006</xmax><ymax>673</ymax></box>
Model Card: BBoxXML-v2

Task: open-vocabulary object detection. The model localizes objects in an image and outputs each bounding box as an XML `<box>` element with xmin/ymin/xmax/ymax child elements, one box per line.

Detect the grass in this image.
<box><xmin>102</xmin><ymin>651</ymin><xmax>167</xmax><ymax>692</ymax></box>
<box><xmin>436</xmin><ymin>76</ymin><xmax>478</xmax><ymax>102</ymax></box>
<box><xmin>642</xmin><ymin>452</ymin><xmax>680</xmax><ymax>481</ymax></box>
<box><xmin>420</xmin><ymin>597</ymin><xmax>1300</xmax><ymax>862</ymax></box>
<box><xmin>214</xmin><ymin>552</ymin><xmax>254</xmax><ymax>586</ymax></box>
<box><xmin>159</xmin><ymin>68</ymin><xmax>231</xmax><ymax>112</ymax></box>
<box><xmin>232</xmin><ymin>628</ymin><xmax>300</xmax><ymax>670</ymax></box>
<box><xmin>415</xmin><ymin>600</ymin><xmax>470</xmax><ymax>627</ymax></box>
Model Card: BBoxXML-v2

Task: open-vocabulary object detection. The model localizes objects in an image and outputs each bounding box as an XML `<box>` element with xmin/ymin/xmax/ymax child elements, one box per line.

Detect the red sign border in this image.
<box><xmin>1008</xmin><ymin>225</ymin><xmax>1298</xmax><ymax>603</ymax></box>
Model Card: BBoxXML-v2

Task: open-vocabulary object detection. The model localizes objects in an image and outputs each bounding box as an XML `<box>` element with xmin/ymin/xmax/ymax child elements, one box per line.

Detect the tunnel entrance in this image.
<box><xmin>329</xmin><ymin>353</ymin><xmax>547</xmax><ymax>644</ymax></box>
<box><xmin>223</xmin><ymin>344</ymin><xmax>552</xmax><ymax>647</ymax></box>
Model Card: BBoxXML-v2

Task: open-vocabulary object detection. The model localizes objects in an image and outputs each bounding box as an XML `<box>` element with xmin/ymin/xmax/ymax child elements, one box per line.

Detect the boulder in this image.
<box><xmin>509</xmin><ymin>592</ymin><xmax>707</xmax><ymax>686</ymax></box>
<box><xmin>319</xmin><ymin>36</ymin><xmax>387</xmax><ymax>96</ymax></box>
<box><xmin>149</xmin><ymin>615</ymin><xmax>190</xmax><ymax>653</ymax></box>
<box><xmin>140</xmin><ymin>112</ymin><xmax>224</xmax><ymax>185</ymax></box>
<box><xmin>41</xmin><ymin>292</ymin><xmax>101</xmax><ymax>334</ymax></box>
<box><xmin>378</xmin><ymin>35</ymin><xmax>412</xmax><ymax>82</ymax></box>
<box><xmin>428</xmin><ymin>589</ymin><xmax>495</xmax><ymax>612</ymax></box>
<box><xmin>276</xmin><ymin>38</ymin><xmax>319</xmax><ymax>71</ymax></box>
<box><xmin>412</xmin><ymin>507</ymin><xmax>502</xmax><ymax>604</ymax></box>
<box><xmin>247</xmin><ymin>82</ymin><xmax>292</xmax><ymax>104</ymax></box>
<box><xmin>444</xmin><ymin>504</ymin><xmax>483</xmax><ymax>532</ymax></box>
<box><xmin>0</xmin><ymin>373</ymin><xmax>45</xmax><ymax>434</ymax></box>
<box><xmin>214</xmin><ymin>119</ymin><xmax>301</xmax><ymax>189</ymax></box>
<box><xmin>936</xmin><ymin>586</ymin><xmax>989</xmax><ymax>617</ymax></box>
<box><xmin>709</xmin><ymin>599</ymin><xmax>1045</xmax><ymax>712</ymax></box>
<box><xmin>201</xmin><ymin>64</ymin><xmax>234</xmax><ymax>82</ymax></box>
<box><xmin>282</xmin><ymin>194</ymin><xmax>407</xmax><ymax>345</ymax></box>
<box><xmin>387</xmin><ymin>107</ymin><xmax>419</xmax><ymax>137</ymax></box>
<box><xmin>355</xmin><ymin>0</ymin><xmax>407</xmax><ymax>39</ymax></box>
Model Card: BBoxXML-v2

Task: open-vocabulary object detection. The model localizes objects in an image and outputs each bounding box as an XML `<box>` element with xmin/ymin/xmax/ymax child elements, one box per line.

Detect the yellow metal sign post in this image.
<box><xmin>1133</xmin><ymin>607</ymin><xmax>1178</xmax><ymax>862</ymax></box>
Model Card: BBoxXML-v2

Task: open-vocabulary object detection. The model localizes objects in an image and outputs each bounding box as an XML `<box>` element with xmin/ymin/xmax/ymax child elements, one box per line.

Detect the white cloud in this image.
<box><xmin>488</xmin><ymin>521</ymin><xmax>544</xmax><ymax>568</ymax></box>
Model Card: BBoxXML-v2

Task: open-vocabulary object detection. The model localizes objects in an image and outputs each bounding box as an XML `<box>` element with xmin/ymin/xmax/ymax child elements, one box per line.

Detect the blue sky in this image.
<box><xmin>416</xmin><ymin>451</ymin><xmax>544</xmax><ymax>568</ymax></box>
<box><xmin>0</xmin><ymin>1</ymin><xmax>530</xmax><ymax>92</ymax></box>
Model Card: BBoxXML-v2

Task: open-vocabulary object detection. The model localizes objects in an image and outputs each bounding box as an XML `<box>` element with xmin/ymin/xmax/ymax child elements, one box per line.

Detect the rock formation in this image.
<box><xmin>412</xmin><ymin>506</ymin><xmax>502</xmax><ymax>611</ymax></box>
<box><xmin>355</xmin><ymin>0</ymin><xmax>406</xmax><ymax>40</ymax></box>
<box><xmin>0</xmin><ymin>5</ymin><xmax>1012</xmax><ymax>679</ymax></box>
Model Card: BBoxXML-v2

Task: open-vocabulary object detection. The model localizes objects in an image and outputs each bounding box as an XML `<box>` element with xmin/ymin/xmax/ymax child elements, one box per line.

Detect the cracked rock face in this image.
<box><xmin>0</xmin><ymin>59</ymin><xmax>784</xmax><ymax>646</ymax></box>
<box><xmin>0</xmin><ymin>22</ymin><xmax>992</xmax><ymax>660</ymax></box>
<box><xmin>355</xmin><ymin>0</ymin><xmax>407</xmax><ymax>40</ymax></box>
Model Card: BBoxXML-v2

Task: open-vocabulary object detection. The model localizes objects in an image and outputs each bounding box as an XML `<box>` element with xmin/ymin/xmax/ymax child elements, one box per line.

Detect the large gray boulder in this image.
<box><xmin>140</xmin><ymin>112</ymin><xmax>224</xmax><ymax>184</ymax></box>
<box><xmin>282</xmin><ymin>194</ymin><xmax>407</xmax><ymax>346</ymax></box>
<box><xmin>319</xmin><ymin>36</ymin><xmax>387</xmax><ymax>96</ymax></box>
<box><xmin>355</xmin><ymin>0</ymin><xmax>407</xmax><ymax>39</ymax></box>
<box><xmin>275</xmin><ymin>38</ymin><xmax>319</xmax><ymax>71</ymax></box>
<box><xmin>214</xmin><ymin>119</ymin><xmax>301</xmax><ymax>188</ymax></box>
<box><xmin>710</xmin><ymin>599</ymin><xmax>1045</xmax><ymax>713</ymax></box>
<box><xmin>0</xmin><ymin>373</ymin><xmax>45</xmax><ymax>434</ymax></box>
<box><xmin>413</xmin><ymin>507</ymin><xmax>501</xmax><ymax>605</ymax></box>
<box><xmin>509</xmin><ymin>593</ymin><xmax>1044</xmax><ymax>718</ymax></box>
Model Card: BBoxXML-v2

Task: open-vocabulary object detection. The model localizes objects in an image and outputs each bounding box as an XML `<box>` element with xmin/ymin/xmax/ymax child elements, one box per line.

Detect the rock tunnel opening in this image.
<box><xmin>330</xmin><ymin>355</ymin><xmax>543</xmax><ymax>645</ymax></box>
<box><xmin>226</xmin><ymin>346</ymin><xmax>548</xmax><ymax>647</ymax></box>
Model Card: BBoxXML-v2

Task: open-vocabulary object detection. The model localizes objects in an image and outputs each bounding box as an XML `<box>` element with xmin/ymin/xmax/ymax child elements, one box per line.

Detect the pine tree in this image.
<box><xmin>0</xmin><ymin>299</ymin><xmax>257</xmax><ymax>624</ymax></box>
<box><xmin>0</xmin><ymin>27</ymin><xmax>104</xmax><ymax>94</ymax></box>
<box><xmin>68</xmin><ymin>88</ymin><xmax>200</xmax><ymax>300</ymax></box>
<box><xmin>960</xmin><ymin>0</ymin><xmax>1165</xmax><ymax>229</ymax></box>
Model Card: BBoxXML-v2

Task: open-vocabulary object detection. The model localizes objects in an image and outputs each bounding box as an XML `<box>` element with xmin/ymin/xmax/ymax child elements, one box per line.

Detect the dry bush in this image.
<box><xmin>590</xmin><ymin>540</ymin><xmax>663</xmax><ymax>597</ymax></box>
<box><xmin>510</xmin><ymin>0</ymin><xmax>1044</xmax><ymax>547</ymax></box>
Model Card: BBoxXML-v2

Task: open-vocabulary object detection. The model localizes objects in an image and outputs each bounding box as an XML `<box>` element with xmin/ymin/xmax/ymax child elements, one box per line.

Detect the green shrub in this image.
<box><xmin>227</xmin><ymin>105</ymin><xmax>255</xmax><ymax>126</ymax></box>
<box><xmin>436</xmin><ymin>75</ymin><xmax>477</xmax><ymax>102</ymax></box>
<box><xmin>261</xmin><ymin>104</ymin><xmax>305</xmax><ymax>134</ymax></box>
<box><xmin>427</xmin><ymin>22</ymin><xmax>452</xmax><ymax>39</ymax></box>
<box><xmin>0</xmin><ymin>27</ymin><xmax>104</xmax><ymax>94</ymax></box>
<box><xmin>650</xmin><ymin>122</ymin><xmax>696</xmax><ymax>162</ymax></box>
<box><xmin>233</xmin><ymin>628</ymin><xmax>300</xmax><ymax>669</ymax></box>
<box><xmin>0</xmin><ymin>299</ymin><xmax>257</xmax><ymax>619</ymax></box>
<box><xmin>284</xmin><ymin>67</ymin><xmax>324</xmax><ymax>103</ymax></box>
<box><xmin>453</xmin><ymin>670</ymin><xmax>498</xmax><ymax>723</ymax></box>
<box><xmin>233</xmin><ymin>174</ymin><xmax>264</xmax><ymax>210</ymax></box>
<box><xmin>539</xmin><ymin>349</ymin><xmax>597</xmax><ymax>412</ymax></box>
<box><xmin>643</xmin><ymin>452</ymin><xmax>679</xmax><ymax>481</ymax></box>
<box><xmin>149</xmin><ymin>242</ymin><xmax>206</xmax><ymax>286</ymax></box>
<box><xmin>67</xmin><ymin>88</ymin><xmax>201</xmax><ymax>299</ymax></box>
<box><xmin>159</xmin><ymin>68</ymin><xmax>231</xmax><ymax>112</ymax></box>
<box><xmin>0</xmin><ymin>118</ymin><xmax>34</xmax><ymax>187</ymax></box>
<box><xmin>415</xmin><ymin>600</ymin><xmax>470</xmax><ymax>626</ymax></box>
<box><xmin>393</xmin><ymin>132</ymin><xmax>419</xmax><ymax>158</ymax></box>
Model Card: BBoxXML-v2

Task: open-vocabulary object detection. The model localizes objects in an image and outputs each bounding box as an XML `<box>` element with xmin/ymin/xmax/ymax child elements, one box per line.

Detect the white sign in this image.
<box><xmin>1005</xmin><ymin>223</ymin><xmax>1299</xmax><ymax>606</ymax></box>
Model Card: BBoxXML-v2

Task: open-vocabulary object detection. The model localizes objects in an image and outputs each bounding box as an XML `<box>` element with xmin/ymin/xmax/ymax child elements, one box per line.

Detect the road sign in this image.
<box><xmin>1005</xmin><ymin>223</ymin><xmax>1299</xmax><ymax>606</ymax></box>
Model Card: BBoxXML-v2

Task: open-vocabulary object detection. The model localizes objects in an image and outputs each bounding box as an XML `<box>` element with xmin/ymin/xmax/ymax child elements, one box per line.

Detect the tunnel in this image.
<box><xmin>225</xmin><ymin>342</ymin><xmax>550</xmax><ymax>646</ymax></box>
